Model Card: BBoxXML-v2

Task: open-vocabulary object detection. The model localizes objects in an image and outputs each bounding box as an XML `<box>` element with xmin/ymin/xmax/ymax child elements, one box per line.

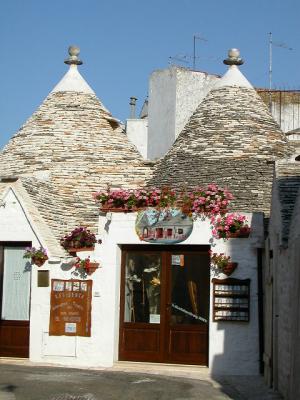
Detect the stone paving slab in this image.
<box><xmin>0</xmin><ymin>360</ymin><xmax>282</xmax><ymax>400</ymax></box>
<box><xmin>0</xmin><ymin>363</ymin><xmax>236</xmax><ymax>400</ymax></box>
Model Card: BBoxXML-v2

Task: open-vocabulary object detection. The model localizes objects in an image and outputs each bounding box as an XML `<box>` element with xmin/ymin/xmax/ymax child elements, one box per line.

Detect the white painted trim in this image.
<box><xmin>51</xmin><ymin>65</ymin><xmax>95</xmax><ymax>94</ymax></box>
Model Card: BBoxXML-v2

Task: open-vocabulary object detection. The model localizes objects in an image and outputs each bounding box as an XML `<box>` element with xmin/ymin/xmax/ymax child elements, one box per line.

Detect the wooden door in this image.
<box><xmin>0</xmin><ymin>243</ymin><xmax>31</xmax><ymax>358</ymax></box>
<box><xmin>119</xmin><ymin>245</ymin><xmax>210</xmax><ymax>365</ymax></box>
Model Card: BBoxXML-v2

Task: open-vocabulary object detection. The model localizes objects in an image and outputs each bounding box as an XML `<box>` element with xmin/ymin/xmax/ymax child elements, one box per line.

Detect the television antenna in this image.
<box><xmin>269</xmin><ymin>32</ymin><xmax>293</xmax><ymax>90</ymax></box>
<box><xmin>168</xmin><ymin>54</ymin><xmax>190</xmax><ymax>66</ymax></box>
<box><xmin>193</xmin><ymin>35</ymin><xmax>208</xmax><ymax>70</ymax></box>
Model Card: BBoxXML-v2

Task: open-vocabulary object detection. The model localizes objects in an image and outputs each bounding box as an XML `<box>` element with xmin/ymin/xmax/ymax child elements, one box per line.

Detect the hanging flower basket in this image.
<box><xmin>67</xmin><ymin>247</ymin><xmax>95</xmax><ymax>253</ymax></box>
<box><xmin>222</xmin><ymin>262</ymin><xmax>238</xmax><ymax>276</ymax></box>
<box><xmin>210</xmin><ymin>251</ymin><xmax>238</xmax><ymax>276</ymax></box>
<box><xmin>86</xmin><ymin>262</ymin><xmax>99</xmax><ymax>275</ymax></box>
<box><xmin>31</xmin><ymin>255</ymin><xmax>48</xmax><ymax>267</ymax></box>
<box><xmin>60</xmin><ymin>227</ymin><xmax>99</xmax><ymax>253</ymax></box>
<box><xmin>211</xmin><ymin>214</ymin><xmax>251</xmax><ymax>240</ymax></box>
<box><xmin>228</xmin><ymin>226</ymin><xmax>251</xmax><ymax>238</ymax></box>
<box><xmin>23</xmin><ymin>246</ymin><xmax>48</xmax><ymax>267</ymax></box>
<box><xmin>74</xmin><ymin>257</ymin><xmax>99</xmax><ymax>275</ymax></box>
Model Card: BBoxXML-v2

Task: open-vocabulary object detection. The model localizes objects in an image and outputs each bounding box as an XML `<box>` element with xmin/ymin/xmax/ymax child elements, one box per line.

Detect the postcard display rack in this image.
<box><xmin>212</xmin><ymin>278</ymin><xmax>250</xmax><ymax>322</ymax></box>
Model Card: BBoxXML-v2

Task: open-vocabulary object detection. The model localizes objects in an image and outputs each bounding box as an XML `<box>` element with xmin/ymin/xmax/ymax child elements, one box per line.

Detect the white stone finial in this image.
<box><xmin>64</xmin><ymin>45</ymin><xmax>83</xmax><ymax>65</ymax></box>
<box><xmin>224</xmin><ymin>48</ymin><xmax>244</xmax><ymax>66</ymax></box>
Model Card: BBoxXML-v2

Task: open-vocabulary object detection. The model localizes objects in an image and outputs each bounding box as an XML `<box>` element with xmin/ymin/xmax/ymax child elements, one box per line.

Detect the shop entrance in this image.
<box><xmin>0</xmin><ymin>243</ymin><xmax>31</xmax><ymax>357</ymax></box>
<box><xmin>119</xmin><ymin>245</ymin><xmax>210</xmax><ymax>365</ymax></box>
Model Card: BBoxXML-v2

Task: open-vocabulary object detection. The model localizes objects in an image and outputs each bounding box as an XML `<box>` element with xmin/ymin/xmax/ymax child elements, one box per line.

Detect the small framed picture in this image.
<box><xmin>65</xmin><ymin>282</ymin><xmax>72</xmax><ymax>291</ymax></box>
<box><xmin>73</xmin><ymin>282</ymin><xmax>80</xmax><ymax>291</ymax></box>
<box><xmin>53</xmin><ymin>281</ymin><xmax>64</xmax><ymax>291</ymax></box>
<box><xmin>65</xmin><ymin>323</ymin><xmax>76</xmax><ymax>333</ymax></box>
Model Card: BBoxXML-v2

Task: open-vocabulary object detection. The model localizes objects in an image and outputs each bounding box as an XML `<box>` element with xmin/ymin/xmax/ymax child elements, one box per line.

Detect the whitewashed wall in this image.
<box><xmin>147</xmin><ymin>66</ymin><xmax>218</xmax><ymax>160</ymax></box>
<box><xmin>0</xmin><ymin>191</ymin><xmax>263</xmax><ymax>373</ymax></box>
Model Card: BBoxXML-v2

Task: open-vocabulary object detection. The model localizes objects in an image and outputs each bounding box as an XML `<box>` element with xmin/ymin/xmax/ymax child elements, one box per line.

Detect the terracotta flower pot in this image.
<box><xmin>85</xmin><ymin>262</ymin><xmax>99</xmax><ymax>275</ymax></box>
<box><xmin>228</xmin><ymin>231</ymin><xmax>250</xmax><ymax>238</ymax></box>
<box><xmin>100</xmin><ymin>206</ymin><xmax>133</xmax><ymax>213</ymax></box>
<box><xmin>221</xmin><ymin>262</ymin><xmax>238</xmax><ymax>276</ymax></box>
<box><xmin>32</xmin><ymin>256</ymin><xmax>48</xmax><ymax>267</ymax></box>
<box><xmin>67</xmin><ymin>247</ymin><xmax>95</xmax><ymax>254</ymax></box>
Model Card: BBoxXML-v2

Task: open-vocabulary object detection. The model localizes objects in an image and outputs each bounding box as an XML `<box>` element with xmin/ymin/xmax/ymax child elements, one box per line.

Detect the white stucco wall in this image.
<box><xmin>125</xmin><ymin>119</ymin><xmax>148</xmax><ymax>159</ymax></box>
<box><xmin>147</xmin><ymin>67</ymin><xmax>177</xmax><ymax>160</ymax></box>
<box><xmin>0</xmin><ymin>199</ymin><xmax>262</xmax><ymax>374</ymax></box>
<box><xmin>175</xmin><ymin>69</ymin><xmax>219</xmax><ymax>139</ymax></box>
<box><xmin>0</xmin><ymin>189</ymin><xmax>263</xmax><ymax>373</ymax></box>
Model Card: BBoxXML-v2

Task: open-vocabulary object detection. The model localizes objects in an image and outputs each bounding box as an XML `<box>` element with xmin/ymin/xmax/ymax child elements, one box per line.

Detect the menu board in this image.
<box><xmin>212</xmin><ymin>278</ymin><xmax>250</xmax><ymax>322</ymax></box>
<box><xmin>49</xmin><ymin>279</ymin><xmax>92</xmax><ymax>336</ymax></box>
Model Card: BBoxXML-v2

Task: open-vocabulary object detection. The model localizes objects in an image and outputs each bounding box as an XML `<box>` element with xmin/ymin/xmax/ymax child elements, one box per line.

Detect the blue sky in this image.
<box><xmin>0</xmin><ymin>0</ymin><xmax>299</xmax><ymax>148</ymax></box>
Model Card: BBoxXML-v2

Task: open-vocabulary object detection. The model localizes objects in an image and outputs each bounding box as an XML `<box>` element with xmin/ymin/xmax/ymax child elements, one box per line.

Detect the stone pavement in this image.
<box><xmin>0</xmin><ymin>359</ymin><xmax>282</xmax><ymax>400</ymax></box>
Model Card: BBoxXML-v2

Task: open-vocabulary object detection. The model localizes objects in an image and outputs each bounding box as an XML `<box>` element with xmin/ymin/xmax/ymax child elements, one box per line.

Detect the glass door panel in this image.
<box><xmin>170</xmin><ymin>253</ymin><xmax>209</xmax><ymax>325</ymax></box>
<box><xmin>124</xmin><ymin>252</ymin><xmax>161</xmax><ymax>324</ymax></box>
<box><xmin>1</xmin><ymin>246</ymin><xmax>31</xmax><ymax>321</ymax></box>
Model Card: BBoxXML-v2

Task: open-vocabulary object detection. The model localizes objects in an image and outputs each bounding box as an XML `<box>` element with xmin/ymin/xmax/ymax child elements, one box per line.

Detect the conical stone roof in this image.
<box><xmin>0</xmin><ymin>47</ymin><xmax>152</xmax><ymax>240</ymax></box>
<box><xmin>149</xmin><ymin>50</ymin><xmax>290</xmax><ymax>215</ymax></box>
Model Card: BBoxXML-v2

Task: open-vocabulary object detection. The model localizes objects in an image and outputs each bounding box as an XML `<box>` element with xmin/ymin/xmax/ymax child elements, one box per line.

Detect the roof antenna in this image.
<box><xmin>193</xmin><ymin>35</ymin><xmax>208</xmax><ymax>70</ymax></box>
<box><xmin>268</xmin><ymin>32</ymin><xmax>293</xmax><ymax>111</ymax></box>
<box><xmin>64</xmin><ymin>46</ymin><xmax>83</xmax><ymax>66</ymax></box>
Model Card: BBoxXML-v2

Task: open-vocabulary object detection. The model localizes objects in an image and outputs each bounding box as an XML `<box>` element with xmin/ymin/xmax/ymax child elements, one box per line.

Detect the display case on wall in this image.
<box><xmin>212</xmin><ymin>278</ymin><xmax>250</xmax><ymax>322</ymax></box>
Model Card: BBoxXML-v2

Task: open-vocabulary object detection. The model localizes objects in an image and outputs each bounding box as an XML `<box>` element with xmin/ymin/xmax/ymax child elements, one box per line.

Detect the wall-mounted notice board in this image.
<box><xmin>49</xmin><ymin>279</ymin><xmax>92</xmax><ymax>336</ymax></box>
<box><xmin>212</xmin><ymin>278</ymin><xmax>250</xmax><ymax>322</ymax></box>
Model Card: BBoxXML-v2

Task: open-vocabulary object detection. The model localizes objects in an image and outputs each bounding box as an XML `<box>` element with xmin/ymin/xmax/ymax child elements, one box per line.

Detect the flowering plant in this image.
<box><xmin>210</xmin><ymin>213</ymin><xmax>251</xmax><ymax>239</ymax></box>
<box><xmin>74</xmin><ymin>257</ymin><xmax>99</xmax><ymax>275</ymax></box>
<box><xmin>209</xmin><ymin>251</ymin><xmax>232</xmax><ymax>270</ymax></box>
<box><xmin>148</xmin><ymin>187</ymin><xmax>176</xmax><ymax>208</ymax></box>
<box><xmin>23</xmin><ymin>246</ymin><xmax>48</xmax><ymax>266</ymax></box>
<box><xmin>93</xmin><ymin>188</ymin><xmax>136</xmax><ymax>210</ymax></box>
<box><xmin>191</xmin><ymin>184</ymin><xmax>233</xmax><ymax>216</ymax></box>
<box><xmin>60</xmin><ymin>227</ymin><xmax>98</xmax><ymax>250</ymax></box>
<box><xmin>209</xmin><ymin>251</ymin><xmax>238</xmax><ymax>275</ymax></box>
<box><xmin>93</xmin><ymin>187</ymin><xmax>177</xmax><ymax>210</ymax></box>
<box><xmin>93</xmin><ymin>184</ymin><xmax>233</xmax><ymax>216</ymax></box>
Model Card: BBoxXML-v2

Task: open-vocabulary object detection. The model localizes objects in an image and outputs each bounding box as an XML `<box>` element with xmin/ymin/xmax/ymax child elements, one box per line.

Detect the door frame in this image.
<box><xmin>119</xmin><ymin>244</ymin><xmax>210</xmax><ymax>365</ymax></box>
<box><xmin>0</xmin><ymin>241</ymin><xmax>32</xmax><ymax>358</ymax></box>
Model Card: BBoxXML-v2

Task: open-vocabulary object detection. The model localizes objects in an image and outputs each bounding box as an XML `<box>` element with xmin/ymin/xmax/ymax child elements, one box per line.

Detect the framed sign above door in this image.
<box><xmin>135</xmin><ymin>209</ymin><xmax>193</xmax><ymax>244</ymax></box>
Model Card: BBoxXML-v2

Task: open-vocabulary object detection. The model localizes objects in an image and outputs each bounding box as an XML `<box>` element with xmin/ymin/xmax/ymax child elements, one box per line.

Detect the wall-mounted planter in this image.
<box><xmin>67</xmin><ymin>247</ymin><xmax>95</xmax><ymax>255</ymax></box>
<box><xmin>32</xmin><ymin>256</ymin><xmax>48</xmax><ymax>267</ymax></box>
<box><xmin>221</xmin><ymin>262</ymin><xmax>238</xmax><ymax>276</ymax></box>
<box><xmin>100</xmin><ymin>207</ymin><xmax>135</xmax><ymax>213</ymax></box>
<box><xmin>228</xmin><ymin>231</ymin><xmax>250</xmax><ymax>238</ymax></box>
<box><xmin>85</xmin><ymin>262</ymin><xmax>99</xmax><ymax>275</ymax></box>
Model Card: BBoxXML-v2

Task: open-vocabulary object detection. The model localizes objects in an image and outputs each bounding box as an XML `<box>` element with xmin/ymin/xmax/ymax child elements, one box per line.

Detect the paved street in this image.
<box><xmin>0</xmin><ymin>363</ymin><xmax>282</xmax><ymax>400</ymax></box>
